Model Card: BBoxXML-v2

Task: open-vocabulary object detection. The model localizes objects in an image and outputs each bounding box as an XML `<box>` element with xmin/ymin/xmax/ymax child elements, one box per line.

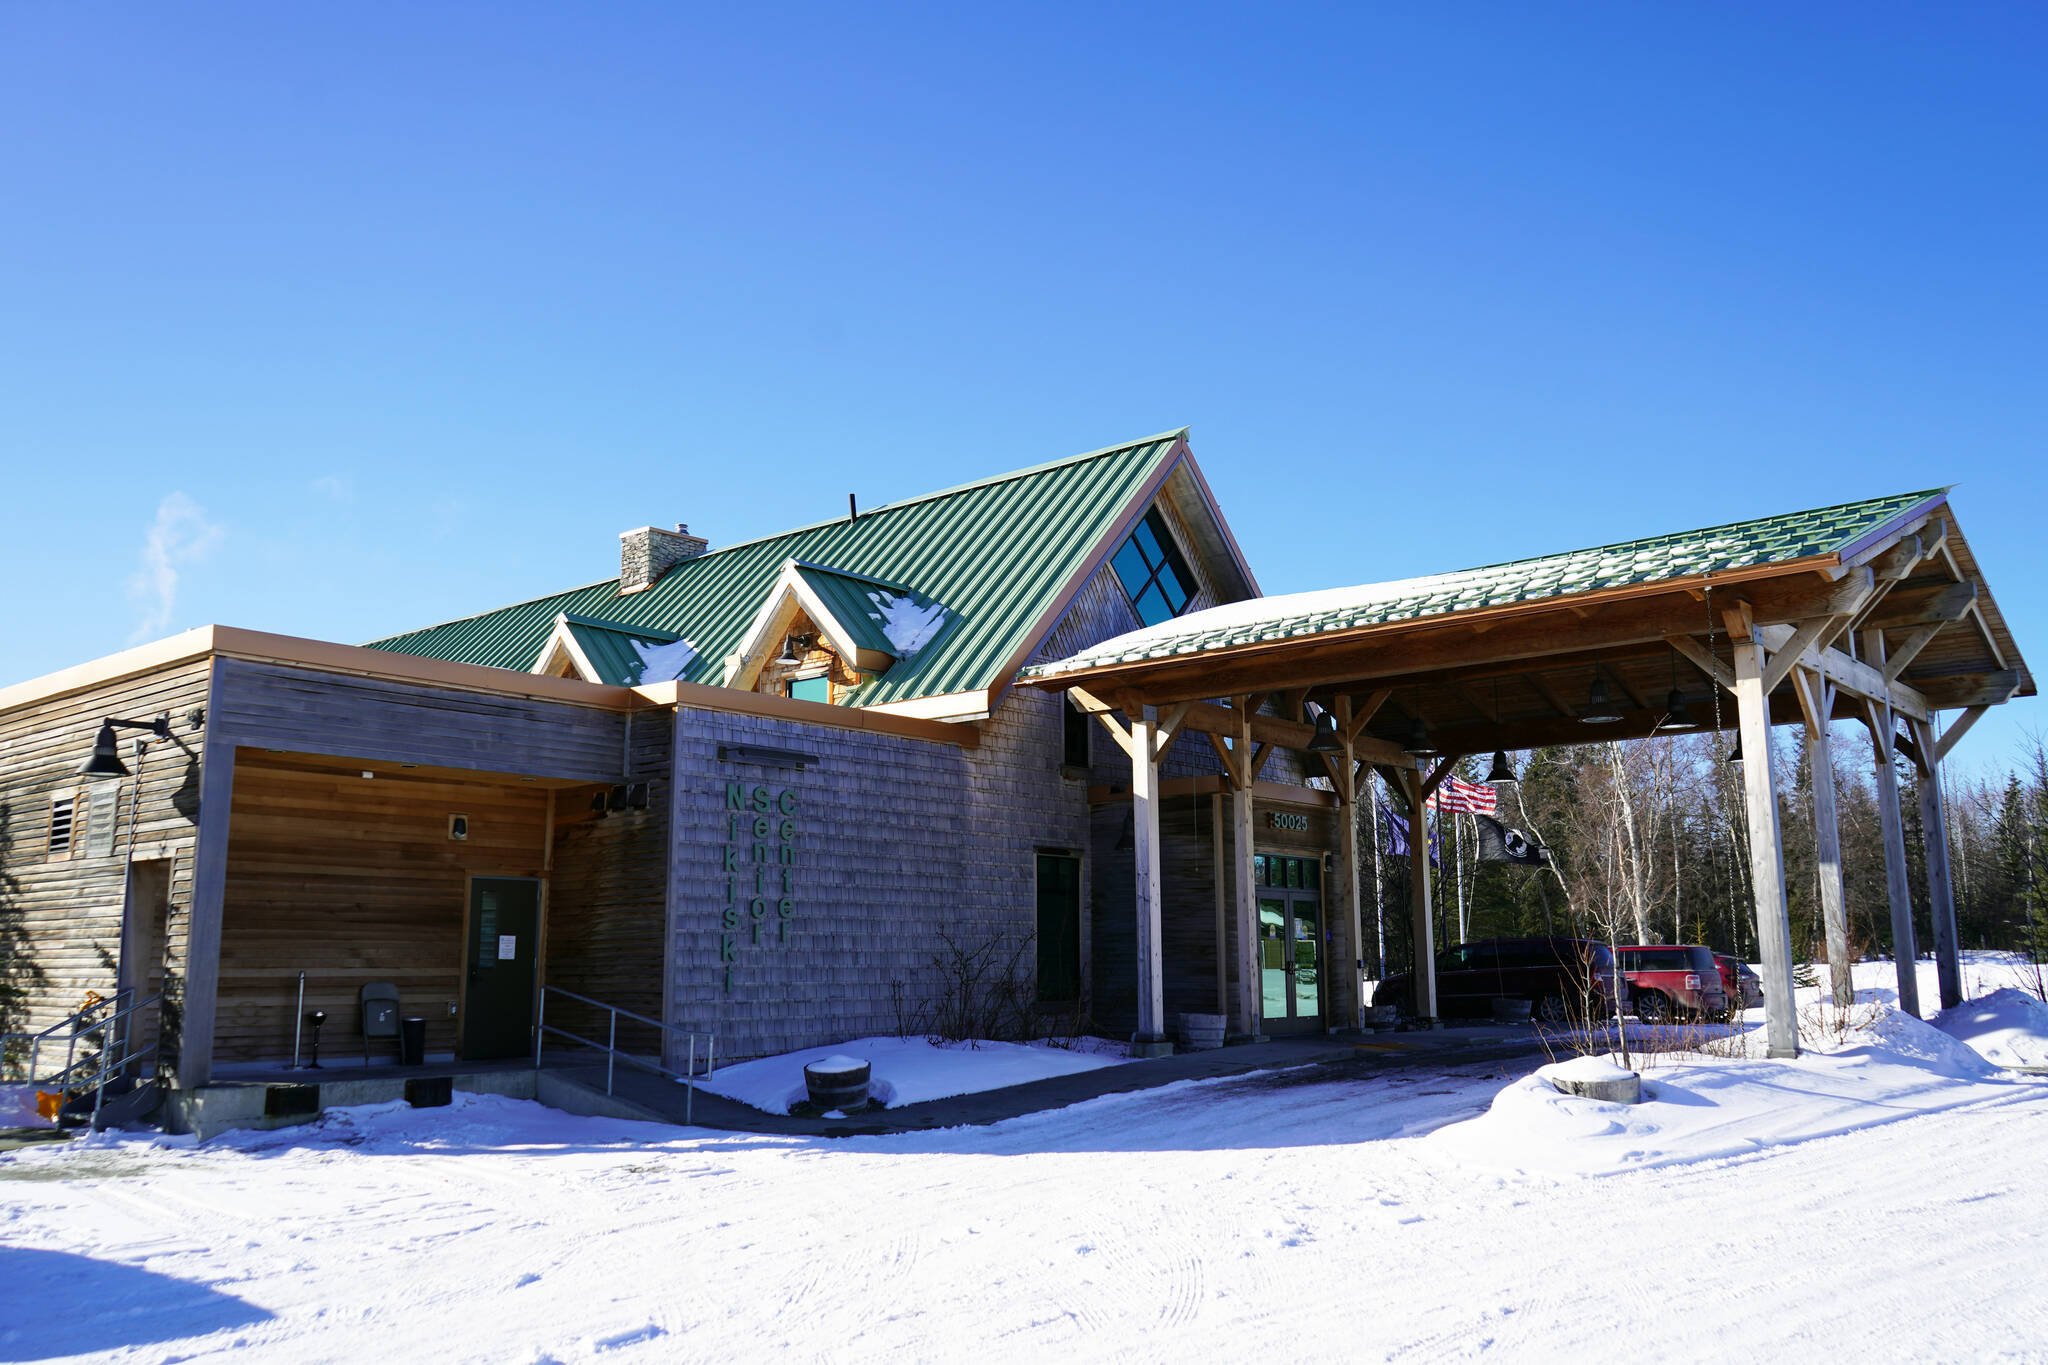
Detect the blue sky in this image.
<box><xmin>3</xmin><ymin>4</ymin><xmax>2041</xmax><ymax>775</ymax></box>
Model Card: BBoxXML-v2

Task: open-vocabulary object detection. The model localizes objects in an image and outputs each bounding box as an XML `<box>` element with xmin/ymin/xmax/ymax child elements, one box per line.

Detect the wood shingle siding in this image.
<box><xmin>210</xmin><ymin>658</ymin><xmax>629</xmax><ymax>783</ymax></box>
<box><xmin>0</xmin><ymin>658</ymin><xmax>209</xmax><ymax>1050</ymax></box>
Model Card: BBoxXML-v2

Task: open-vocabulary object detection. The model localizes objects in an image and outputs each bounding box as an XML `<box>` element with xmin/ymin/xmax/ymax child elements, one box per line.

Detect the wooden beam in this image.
<box><xmin>1914</xmin><ymin>670</ymin><xmax>2022</xmax><ymax>709</ymax></box>
<box><xmin>1422</xmin><ymin>754</ymin><xmax>1460</xmax><ymax>799</ymax></box>
<box><xmin>1666</xmin><ymin>635</ymin><xmax>1735</xmax><ymax>693</ymax></box>
<box><xmin>1343</xmin><ymin>688</ymin><xmax>1392</xmax><ymax>741</ymax></box>
<box><xmin>1864</xmin><ymin>579</ymin><xmax>1975</xmax><ymax>631</ymax></box>
<box><xmin>1760</xmin><ymin>617</ymin><xmax>1834</xmax><ymax>696</ymax></box>
<box><xmin>1154</xmin><ymin>702</ymin><xmax>1191</xmax><ymax>758</ymax></box>
<box><xmin>1172</xmin><ymin>696</ymin><xmax>1410</xmax><ymax>767</ymax></box>
<box><xmin>1247</xmin><ymin>742</ymin><xmax>1277</xmax><ymax>785</ymax></box>
<box><xmin>1910</xmin><ymin>714</ymin><xmax>1963</xmax><ymax>1010</ymax></box>
<box><xmin>1451</xmin><ymin>680</ymin><xmax>1499</xmax><ymax>725</ymax></box>
<box><xmin>1859</xmin><ymin>683</ymin><xmax>1922</xmax><ymax>1019</ymax></box>
<box><xmin>1401</xmin><ymin>766</ymin><xmax>1438</xmax><ymax>1022</ymax></box>
<box><xmin>1936</xmin><ymin>706</ymin><xmax>1991</xmax><ymax>764</ymax></box>
<box><xmin>1882</xmin><ymin>621</ymin><xmax>1946</xmax><ymax>683</ymax></box>
<box><xmin>1130</xmin><ymin>716</ymin><xmax>1166</xmax><ymax>1044</ymax></box>
<box><xmin>1526</xmin><ymin>671</ymin><xmax>1577</xmax><ymax>719</ymax></box>
<box><xmin>1599</xmin><ymin>663</ymin><xmax>1649</xmax><ymax>712</ymax></box>
<box><xmin>1755</xmin><ymin>623</ymin><xmax>1930</xmax><ymax>722</ymax></box>
<box><xmin>1808</xmin><ymin>689</ymin><xmax>1854</xmax><ymax>1009</ymax></box>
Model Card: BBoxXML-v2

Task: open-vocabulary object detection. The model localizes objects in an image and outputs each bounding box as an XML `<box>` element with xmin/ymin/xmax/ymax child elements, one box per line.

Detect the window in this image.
<box><xmin>1110</xmin><ymin>508</ymin><xmax>1196</xmax><ymax>628</ymax></box>
<box><xmin>786</xmin><ymin>675</ymin><xmax>830</xmax><ymax>704</ymax></box>
<box><xmin>1062</xmin><ymin>696</ymin><xmax>1090</xmax><ymax>769</ymax></box>
<box><xmin>1035</xmin><ymin>852</ymin><xmax>1082</xmax><ymax>1003</ymax></box>
<box><xmin>46</xmin><ymin>794</ymin><xmax>77</xmax><ymax>859</ymax></box>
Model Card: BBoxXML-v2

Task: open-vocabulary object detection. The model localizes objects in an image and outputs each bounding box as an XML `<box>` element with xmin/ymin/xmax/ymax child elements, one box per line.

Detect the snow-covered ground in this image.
<box><xmin>4</xmin><ymin>957</ymin><xmax>2045</xmax><ymax>1362</ymax></box>
<box><xmin>697</xmin><ymin>1034</ymin><xmax>1131</xmax><ymax>1112</ymax></box>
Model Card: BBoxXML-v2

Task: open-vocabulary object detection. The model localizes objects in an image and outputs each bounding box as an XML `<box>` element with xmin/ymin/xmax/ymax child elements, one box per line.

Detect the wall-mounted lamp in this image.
<box><xmin>77</xmin><ymin>715</ymin><xmax>171</xmax><ymax>778</ymax></box>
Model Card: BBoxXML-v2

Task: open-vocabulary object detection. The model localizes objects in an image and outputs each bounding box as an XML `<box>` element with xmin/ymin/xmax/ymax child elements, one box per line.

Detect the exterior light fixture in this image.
<box><xmin>1655</xmin><ymin>688</ymin><xmax>1693</xmax><ymax>732</ymax></box>
<box><xmin>1727</xmin><ymin>734</ymin><xmax>1744</xmax><ymax>766</ymax></box>
<box><xmin>1401</xmin><ymin>717</ymin><xmax>1437</xmax><ymax>757</ymax></box>
<box><xmin>77</xmin><ymin>715</ymin><xmax>171</xmax><ymax>779</ymax></box>
<box><xmin>1654</xmin><ymin>650</ymin><xmax>1692</xmax><ymax>732</ymax></box>
<box><xmin>1485</xmin><ymin>749</ymin><xmax>1517</xmax><ymax>785</ymax></box>
<box><xmin>1304</xmin><ymin>701</ymin><xmax>1341</xmax><ymax>753</ymax></box>
<box><xmin>1579</xmin><ymin>677</ymin><xmax>1624</xmax><ymax>725</ymax></box>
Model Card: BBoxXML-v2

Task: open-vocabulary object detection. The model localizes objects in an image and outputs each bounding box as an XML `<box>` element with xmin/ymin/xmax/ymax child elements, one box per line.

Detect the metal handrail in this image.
<box><xmin>534</xmin><ymin>985</ymin><xmax>715</xmax><ymax>1125</ymax></box>
<box><xmin>20</xmin><ymin>989</ymin><xmax>163</xmax><ymax>1131</ymax></box>
<box><xmin>4</xmin><ymin>990</ymin><xmax>134</xmax><ymax>1086</ymax></box>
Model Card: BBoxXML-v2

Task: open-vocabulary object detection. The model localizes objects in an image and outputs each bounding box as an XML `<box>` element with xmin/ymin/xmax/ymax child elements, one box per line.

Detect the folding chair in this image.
<box><xmin>359</xmin><ymin>982</ymin><xmax>402</xmax><ymax>1065</ymax></box>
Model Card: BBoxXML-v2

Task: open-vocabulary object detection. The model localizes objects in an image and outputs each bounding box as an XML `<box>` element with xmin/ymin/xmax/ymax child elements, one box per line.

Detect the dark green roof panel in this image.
<box><xmin>367</xmin><ymin>431</ymin><xmax>1185</xmax><ymax>704</ymax></box>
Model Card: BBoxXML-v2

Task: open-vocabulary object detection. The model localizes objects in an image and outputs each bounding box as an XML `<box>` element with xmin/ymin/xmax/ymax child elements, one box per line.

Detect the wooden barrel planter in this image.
<box><xmin>1179</xmin><ymin>1013</ymin><xmax>1227</xmax><ymax>1051</ymax></box>
<box><xmin>803</xmin><ymin>1055</ymin><xmax>871</xmax><ymax>1112</ymax></box>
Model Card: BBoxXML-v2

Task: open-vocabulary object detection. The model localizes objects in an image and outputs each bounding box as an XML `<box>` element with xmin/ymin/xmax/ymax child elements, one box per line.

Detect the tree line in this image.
<box><xmin>1361</xmin><ymin>727</ymin><xmax>2048</xmax><ymax>978</ymax></box>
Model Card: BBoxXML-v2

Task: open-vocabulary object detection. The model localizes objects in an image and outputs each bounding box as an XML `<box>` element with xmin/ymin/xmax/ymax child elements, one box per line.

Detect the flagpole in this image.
<box><xmin>1456</xmin><ymin>808</ymin><xmax>1468</xmax><ymax>942</ymax></box>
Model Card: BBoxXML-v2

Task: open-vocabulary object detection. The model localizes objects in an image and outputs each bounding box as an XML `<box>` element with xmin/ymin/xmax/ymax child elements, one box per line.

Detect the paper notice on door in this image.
<box><xmin>498</xmin><ymin>935</ymin><xmax>517</xmax><ymax>960</ymax></box>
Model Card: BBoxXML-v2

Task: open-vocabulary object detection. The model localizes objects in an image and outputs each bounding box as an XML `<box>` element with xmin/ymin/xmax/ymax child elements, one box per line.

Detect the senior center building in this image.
<box><xmin>1</xmin><ymin>428</ymin><xmax>2029</xmax><ymax>1100</ymax></box>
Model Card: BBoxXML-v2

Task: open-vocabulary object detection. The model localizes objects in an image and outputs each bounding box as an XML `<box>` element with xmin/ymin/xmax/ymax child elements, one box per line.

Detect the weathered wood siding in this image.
<box><xmin>210</xmin><ymin>657</ymin><xmax>627</xmax><ymax>782</ymax></box>
<box><xmin>542</xmin><ymin>710</ymin><xmax>673</xmax><ymax>1055</ymax></box>
<box><xmin>215</xmin><ymin>754</ymin><xmax>550</xmax><ymax>1063</ymax></box>
<box><xmin>0</xmin><ymin>659</ymin><xmax>209</xmax><ymax>1055</ymax></box>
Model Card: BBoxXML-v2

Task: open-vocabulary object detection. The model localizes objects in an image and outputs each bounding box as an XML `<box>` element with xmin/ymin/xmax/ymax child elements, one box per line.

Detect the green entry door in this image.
<box><xmin>463</xmin><ymin>878</ymin><xmax>540</xmax><ymax>1059</ymax></box>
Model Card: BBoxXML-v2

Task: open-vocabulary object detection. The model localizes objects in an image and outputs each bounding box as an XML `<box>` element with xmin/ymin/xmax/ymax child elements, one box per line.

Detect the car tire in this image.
<box><xmin>1534</xmin><ymin>993</ymin><xmax>1568</xmax><ymax>1025</ymax></box>
<box><xmin>1636</xmin><ymin>991</ymin><xmax>1671</xmax><ymax>1024</ymax></box>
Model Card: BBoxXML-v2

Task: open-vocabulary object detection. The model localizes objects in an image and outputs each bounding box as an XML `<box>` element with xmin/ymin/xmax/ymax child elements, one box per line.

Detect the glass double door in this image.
<box><xmin>1255</xmin><ymin>854</ymin><xmax>1323</xmax><ymax>1034</ymax></box>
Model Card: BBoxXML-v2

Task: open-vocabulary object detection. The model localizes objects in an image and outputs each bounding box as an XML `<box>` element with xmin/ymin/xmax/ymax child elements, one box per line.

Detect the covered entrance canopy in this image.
<box><xmin>1024</xmin><ymin>488</ymin><xmax>2032</xmax><ymax>1057</ymax></box>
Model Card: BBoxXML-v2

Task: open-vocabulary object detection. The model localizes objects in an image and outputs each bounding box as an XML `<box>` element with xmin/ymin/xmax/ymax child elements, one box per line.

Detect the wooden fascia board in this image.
<box><xmin>984</xmin><ymin>436</ymin><xmax>1194</xmax><ymax>714</ymax></box>
<box><xmin>632</xmin><ymin>680</ymin><xmax>980</xmax><ymax>748</ymax></box>
<box><xmin>1041</xmin><ymin>557</ymin><xmax>1855</xmax><ymax>706</ymax></box>
<box><xmin>0</xmin><ymin>625</ymin><xmax>218</xmax><ymax>717</ymax></box>
<box><xmin>207</xmin><ymin>627</ymin><xmax>650</xmax><ymax>711</ymax></box>
<box><xmin>1834</xmin><ymin>495</ymin><xmax>1946</xmax><ymax>571</ymax></box>
<box><xmin>859</xmin><ymin>689</ymin><xmax>996</xmax><ymax>723</ymax></box>
<box><xmin>1170</xmin><ymin>443</ymin><xmax>1262</xmax><ymax>599</ymax></box>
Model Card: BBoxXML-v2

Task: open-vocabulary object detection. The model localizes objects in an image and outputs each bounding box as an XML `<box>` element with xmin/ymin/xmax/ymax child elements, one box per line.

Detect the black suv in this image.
<box><xmin>1374</xmin><ymin>937</ymin><xmax>1624</xmax><ymax>1023</ymax></box>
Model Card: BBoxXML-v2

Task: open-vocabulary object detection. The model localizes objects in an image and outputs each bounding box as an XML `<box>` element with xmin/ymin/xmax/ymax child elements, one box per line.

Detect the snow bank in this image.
<box><xmin>1431</xmin><ymin>1008</ymin><xmax>2028</xmax><ymax>1177</ymax></box>
<box><xmin>1</xmin><ymin>1084</ymin><xmax>53</xmax><ymax>1128</ymax></box>
<box><xmin>1935</xmin><ymin>988</ymin><xmax>2048</xmax><ymax>1069</ymax></box>
<box><xmin>697</xmin><ymin>1035</ymin><xmax>1130</xmax><ymax>1113</ymax></box>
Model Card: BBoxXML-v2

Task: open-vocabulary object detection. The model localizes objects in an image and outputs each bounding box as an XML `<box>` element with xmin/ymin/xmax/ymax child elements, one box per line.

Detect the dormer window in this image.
<box><xmin>1111</xmin><ymin>508</ymin><xmax>1195</xmax><ymax>628</ymax></box>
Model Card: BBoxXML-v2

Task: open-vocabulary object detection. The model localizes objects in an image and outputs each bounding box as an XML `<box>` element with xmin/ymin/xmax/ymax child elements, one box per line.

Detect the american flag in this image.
<box><xmin>1428</xmin><ymin>774</ymin><xmax>1499</xmax><ymax>816</ymax></box>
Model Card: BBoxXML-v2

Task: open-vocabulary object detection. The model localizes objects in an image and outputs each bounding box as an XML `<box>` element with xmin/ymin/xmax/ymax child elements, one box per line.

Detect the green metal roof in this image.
<box><xmin>551</xmin><ymin>615</ymin><xmax>688</xmax><ymax>686</ymax></box>
<box><xmin>366</xmin><ymin>430</ymin><xmax>1187</xmax><ymax>704</ymax></box>
<box><xmin>1025</xmin><ymin>488</ymin><xmax>1947</xmax><ymax>679</ymax></box>
<box><xmin>788</xmin><ymin>563</ymin><xmax>942</xmax><ymax>663</ymax></box>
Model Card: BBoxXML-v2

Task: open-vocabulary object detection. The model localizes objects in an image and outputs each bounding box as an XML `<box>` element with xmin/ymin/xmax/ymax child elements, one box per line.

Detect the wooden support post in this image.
<box><xmin>1402</xmin><ymin>767</ymin><xmax>1438</xmax><ymax>1024</ymax></box>
<box><xmin>1130</xmin><ymin>715</ymin><xmax>1166</xmax><ymax>1050</ymax></box>
<box><xmin>178</xmin><ymin>684</ymin><xmax>234</xmax><ymax>1091</ymax></box>
<box><xmin>1804</xmin><ymin>672</ymin><xmax>1854</xmax><ymax>1011</ymax></box>
<box><xmin>1733</xmin><ymin>635</ymin><xmax>1800</xmax><ymax>1058</ymax></box>
<box><xmin>1911</xmin><ymin>717</ymin><xmax>1963</xmax><ymax>1011</ymax></box>
<box><xmin>1231</xmin><ymin>785</ymin><xmax>1259</xmax><ymax>1040</ymax></box>
<box><xmin>1862</xmin><ymin>634</ymin><xmax>1921</xmax><ymax>1018</ymax></box>
<box><xmin>1332</xmin><ymin>698</ymin><xmax>1365</xmax><ymax>1032</ymax></box>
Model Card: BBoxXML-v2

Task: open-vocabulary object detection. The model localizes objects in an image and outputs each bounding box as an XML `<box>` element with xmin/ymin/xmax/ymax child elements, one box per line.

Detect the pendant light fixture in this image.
<box><xmin>1579</xmin><ymin>676</ymin><xmax>1624</xmax><ymax>725</ymax></box>
<box><xmin>1654</xmin><ymin>650</ymin><xmax>1693</xmax><ymax>732</ymax></box>
<box><xmin>1401</xmin><ymin>714</ymin><xmax>1437</xmax><ymax>757</ymax></box>
<box><xmin>1304</xmin><ymin>700</ymin><xmax>1341</xmax><ymax>753</ymax></box>
<box><xmin>1483</xmin><ymin>678</ymin><xmax>1515</xmax><ymax>784</ymax></box>
<box><xmin>1727</xmin><ymin>734</ymin><xmax>1744</xmax><ymax>766</ymax></box>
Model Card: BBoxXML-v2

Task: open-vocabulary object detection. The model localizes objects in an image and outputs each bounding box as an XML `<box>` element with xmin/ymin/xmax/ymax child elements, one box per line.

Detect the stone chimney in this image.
<box><xmin>619</xmin><ymin>523</ymin><xmax>708</xmax><ymax>593</ymax></box>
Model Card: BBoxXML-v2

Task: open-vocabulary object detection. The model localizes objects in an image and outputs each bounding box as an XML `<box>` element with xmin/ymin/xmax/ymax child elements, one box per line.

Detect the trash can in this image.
<box><xmin>400</xmin><ymin>1016</ymin><xmax>427</xmax><ymax>1067</ymax></box>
